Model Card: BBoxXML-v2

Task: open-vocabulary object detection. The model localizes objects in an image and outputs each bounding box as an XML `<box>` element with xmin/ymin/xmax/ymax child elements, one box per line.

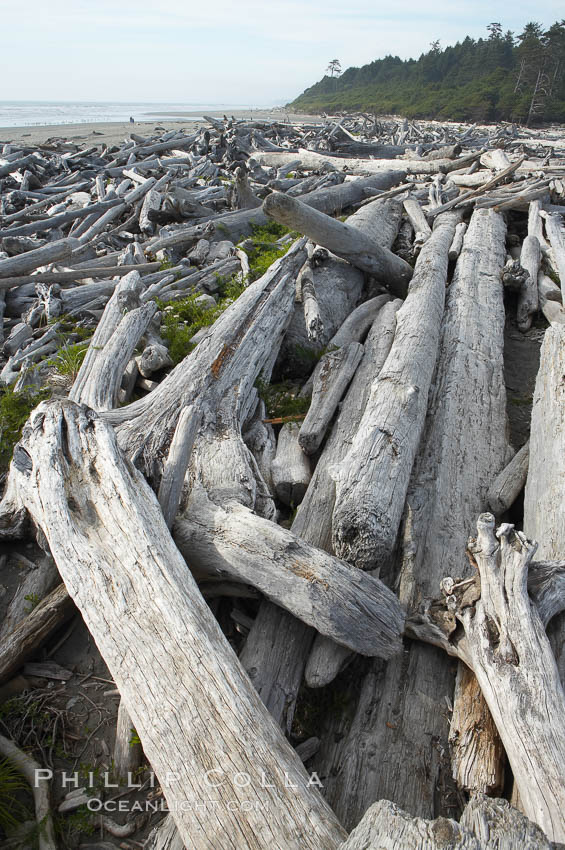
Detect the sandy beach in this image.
<box><xmin>0</xmin><ymin>109</ymin><xmax>321</xmax><ymax>149</ymax></box>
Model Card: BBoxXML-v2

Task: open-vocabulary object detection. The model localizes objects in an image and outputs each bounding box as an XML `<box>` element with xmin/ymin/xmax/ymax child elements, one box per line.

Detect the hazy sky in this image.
<box><xmin>1</xmin><ymin>0</ymin><xmax>562</xmax><ymax>105</ymax></box>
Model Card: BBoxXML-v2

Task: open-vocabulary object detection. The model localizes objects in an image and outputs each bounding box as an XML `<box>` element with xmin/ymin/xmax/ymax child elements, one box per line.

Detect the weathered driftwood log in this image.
<box><xmin>239</xmin><ymin>601</ymin><xmax>313</xmax><ymax>733</ymax></box>
<box><xmin>487</xmin><ymin>440</ymin><xmax>529</xmax><ymax>515</ymax></box>
<box><xmin>0</xmin><ymin>238</ymin><xmax>76</xmax><ymax>282</ymax></box>
<box><xmin>113</xmin><ymin>699</ymin><xmax>143</xmax><ymax>781</ymax></box>
<box><xmin>157</xmin><ymin>405</ymin><xmax>199</xmax><ymax>529</ymax></box>
<box><xmin>148</xmin><ymin>172</ymin><xmax>407</xmax><ymax>249</ymax></box>
<box><xmin>243</xmin><ymin>298</ymin><xmax>401</xmax><ymax>731</ymax></box>
<box><xmin>271</xmin><ymin>422</ymin><xmax>312</xmax><ymax>505</ymax></box>
<box><xmin>541</xmin><ymin>211</ymin><xmax>565</xmax><ymax>303</ymax></box>
<box><xmin>263</xmin><ymin>192</ymin><xmax>413</xmax><ymax>297</ymax></box>
<box><xmin>0</xmin><ymin>554</ymin><xmax>58</xmax><ymax>642</ymax></box>
<box><xmin>104</xmin><ymin>242</ymin><xmax>307</xmax><ymax>483</ymax></box>
<box><xmin>234</xmin><ymin>166</ymin><xmax>261</xmax><ymax>209</ymax></box>
<box><xmin>338</xmin><ymin>794</ymin><xmax>552</xmax><ymax>850</ymax></box>
<box><xmin>0</xmin><ymin>583</ymin><xmax>74</xmax><ymax>684</ymax></box>
<box><xmin>453</xmin><ymin>515</ymin><xmax>565</xmax><ymax>843</ymax></box>
<box><xmin>69</xmin><ymin>270</ymin><xmax>156</xmax><ymax>411</ymax></box>
<box><xmin>298</xmin><ymin>300</ymin><xmax>401</xmax><ymax>688</ymax></box>
<box><xmin>319</xmin><ymin>209</ymin><xmax>509</xmax><ymax>825</ymax></box>
<box><xmin>173</xmin><ymin>486</ymin><xmax>404</xmax><ymax>657</ymax></box>
<box><xmin>524</xmin><ymin>325</ymin><xmax>565</xmax><ymax>684</ymax></box>
<box><xmin>278</xmin><ymin>199</ymin><xmax>401</xmax><ymax>377</ymax></box>
<box><xmin>254</xmin><ymin>148</ymin><xmax>460</xmax><ymax>175</ymax></box>
<box><xmin>403</xmin><ymin>197</ymin><xmax>432</xmax><ymax>246</ymax></box>
<box><xmin>330</xmin><ymin>212</ymin><xmax>459</xmax><ymax>570</ymax></box>
<box><xmin>0</xmin><ymin>401</ymin><xmax>346</xmax><ymax>850</ymax></box>
<box><xmin>448</xmin><ymin>221</ymin><xmax>467</xmax><ymax>261</ymax></box>
<box><xmin>448</xmin><ymin>664</ymin><xmax>505</xmax><ymax>797</ymax></box>
<box><xmin>297</xmin><ymin>242</ymin><xmax>324</xmax><ymax>341</ymax></box>
<box><xmin>517</xmin><ymin>235</ymin><xmax>540</xmax><ymax>331</ymax></box>
<box><xmin>298</xmin><ymin>342</ymin><xmax>363</xmax><ymax>455</ymax></box>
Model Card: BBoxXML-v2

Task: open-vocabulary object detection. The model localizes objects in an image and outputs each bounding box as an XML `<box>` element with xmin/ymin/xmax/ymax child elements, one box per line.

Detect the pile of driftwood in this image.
<box><xmin>0</xmin><ymin>112</ymin><xmax>564</xmax><ymax>849</ymax></box>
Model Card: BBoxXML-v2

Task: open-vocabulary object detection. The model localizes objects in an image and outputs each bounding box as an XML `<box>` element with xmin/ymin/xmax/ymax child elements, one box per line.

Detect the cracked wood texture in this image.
<box><xmin>459</xmin><ymin>516</ymin><xmax>565</xmax><ymax>843</ymax></box>
<box><xmin>2</xmin><ymin>400</ymin><xmax>346</xmax><ymax>850</ymax></box>
<box><xmin>524</xmin><ymin>325</ymin><xmax>565</xmax><ymax>686</ymax></box>
<box><xmin>316</xmin><ymin>209</ymin><xmax>509</xmax><ymax>826</ymax></box>
<box><xmin>331</xmin><ymin>212</ymin><xmax>460</xmax><ymax>571</ymax></box>
<box><xmin>338</xmin><ymin>794</ymin><xmax>552</xmax><ymax>850</ymax></box>
<box><xmin>173</xmin><ymin>486</ymin><xmax>404</xmax><ymax>658</ymax></box>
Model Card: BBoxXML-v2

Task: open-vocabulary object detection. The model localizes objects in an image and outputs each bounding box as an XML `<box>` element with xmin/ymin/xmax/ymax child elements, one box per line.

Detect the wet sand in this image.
<box><xmin>0</xmin><ymin>109</ymin><xmax>322</xmax><ymax>149</ymax></box>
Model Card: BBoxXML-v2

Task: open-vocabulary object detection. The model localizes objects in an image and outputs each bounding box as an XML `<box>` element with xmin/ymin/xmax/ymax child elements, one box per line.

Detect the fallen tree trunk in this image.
<box><xmin>0</xmin><ymin>400</ymin><xmax>347</xmax><ymax>850</ymax></box>
<box><xmin>524</xmin><ymin>324</ymin><xmax>565</xmax><ymax>684</ymax></box>
<box><xmin>339</xmin><ymin>794</ymin><xmax>552</xmax><ymax>850</ymax></box>
<box><xmin>453</xmin><ymin>516</ymin><xmax>565</xmax><ymax>843</ymax></box>
<box><xmin>172</xmin><ymin>485</ymin><xmax>404</xmax><ymax>658</ymax></box>
<box><xmin>263</xmin><ymin>192</ymin><xmax>413</xmax><ymax>297</ymax></box>
<box><xmin>330</xmin><ymin>212</ymin><xmax>460</xmax><ymax>570</ymax></box>
<box><xmin>318</xmin><ymin>208</ymin><xmax>509</xmax><ymax>825</ymax></box>
<box><xmin>147</xmin><ymin>172</ymin><xmax>407</xmax><ymax>249</ymax></box>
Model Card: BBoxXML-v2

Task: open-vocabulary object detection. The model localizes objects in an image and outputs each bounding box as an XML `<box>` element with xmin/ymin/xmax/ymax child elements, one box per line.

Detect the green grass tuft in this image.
<box><xmin>0</xmin><ymin>387</ymin><xmax>51</xmax><ymax>473</ymax></box>
<box><xmin>255</xmin><ymin>379</ymin><xmax>310</xmax><ymax>419</ymax></box>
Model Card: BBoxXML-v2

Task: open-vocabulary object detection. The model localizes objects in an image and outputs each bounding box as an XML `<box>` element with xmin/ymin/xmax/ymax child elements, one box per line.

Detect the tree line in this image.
<box><xmin>290</xmin><ymin>21</ymin><xmax>565</xmax><ymax>124</ymax></box>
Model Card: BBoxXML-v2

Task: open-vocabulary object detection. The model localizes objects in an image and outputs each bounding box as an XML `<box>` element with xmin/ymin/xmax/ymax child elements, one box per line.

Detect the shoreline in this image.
<box><xmin>0</xmin><ymin>109</ymin><xmax>322</xmax><ymax>149</ymax></box>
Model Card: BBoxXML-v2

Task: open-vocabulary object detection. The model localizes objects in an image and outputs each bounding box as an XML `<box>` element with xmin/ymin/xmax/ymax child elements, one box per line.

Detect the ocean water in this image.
<box><xmin>0</xmin><ymin>101</ymin><xmax>267</xmax><ymax>129</ymax></box>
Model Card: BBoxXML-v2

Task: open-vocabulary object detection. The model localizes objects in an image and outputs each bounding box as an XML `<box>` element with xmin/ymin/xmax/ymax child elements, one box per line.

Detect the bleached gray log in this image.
<box><xmin>281</xmin><ymin>199</ymin><xmax>399</xmax><ymax>376</ymax></box>
<box><xmin>237</xmin><ymin>304</ymin><xmax>400</xmax><ymax>729</ymax></box>
<box><xmin>541</xmin><ymin>211</ymin><xmax>565</xmax><ymax>302</ymax></box>
<box><xmin>69</xmin><ymin>274</ymin><xmax>156</xmax><ymax>412</ymax></box>
<box><xmin>139</xmin><ymin>188</ymin><xmax>161</xmax><ymax>235</ymax></box>
<box><xmin>542</xmin><ymin>299</ymin><xmax>565</xmax><ymax>324</ymax></box>
<box><xmin>263</xmin><ymin>192</ymin><xmax>412</xmax><ymax>297</ymax></box>
<box><xmin>243</xmin><ymin>401</ymin><xmax>276</xmax><ymax>497</ymax></box>
<box><xmin>148</xmin><ymin>172</ymin><xmax>406</xmax><ymax>248</ymax></box>
<box><xmin>0</xmin><ymin>238</ymin><xmax>76</xmax><ymax>282</ymax></box>
<box><xmin>403</xmin><ymin>198</ymin><xmax>432</xmax><ymax>244</ymax></box>
<box><xmin>322</xmin><ymin>209</ymin><xmax>509</xmax><ymax>825</ymax></box>
<box><xmin>234</xmin><ymin>166</ymin><xmax>261</xmax><ymax>209</ymax></box>
<box><xmin>524</xmin><ymin>325</ymin><xmax>565</xmax><ymax>688</ymax></box>
<box><xmin>271</xmin><ymin>422</ymin><xmax>311</xmax><ymax>506</ymax></box>
<box><xmin>297</xmin><ymin>301</ymin><xmax>401</xmax><ymax>688</ymax></box>
<box><xmin>254</xmin><ymin>149</ymin><xmax>452</xmax><ymax>175</ymax></box>
<box><xmin>0</xmin><ymin>198</ymin><xmax>123</xmax><ymax>239</ymax></box>
<box><xmin>480</xmin><ymin>149</ymin><xmax>511</xmax><ymax>171</ymax></box>
<box><xmin>0</xmin><ymin>401</ymin><xmax>346</xmax><ymax>850</ymax></box>
<box><xmin>338</xmin><ymin>795</ymin><xmax>552</xmax><ymax>850</ymax></box>
<box><xmin>298</xmin><ymin>342</ymin><xmax>363</xmax><ymax>455</ymax></box>
<box><xmin>145</xmin><ymin>816</ymin><xmax>186</xmax><ymax>850</ymax></box>
<box><xmin>0</xmin><ymin>583</ymin><xmax>74</xmax><ymax>683</ymax></box>
<box><xmin>0</xmin><ymin>555</ymin><xmax>59</xmax><ymax>642</ymax></box>
<box><xmin>136</xmin><ymin>314</ymin><xmax>173</xmax><ymax>378</ymax></box>
<box><xmin>70</xmin><ymin>270</ymin><xmax>142</xmax><ymax>406</ymax></box>
<box><xmin>330</xmin><ymin>213</ymin><xmax>459</xmax><ymax>570</ymax></box>
<box><xmin>239</xmin><ymin>601</ymin><xmax>313</xmax><ymax>733</ymax></box>
<box><xmin>460</xmin><ymin>794</ymin><xmax>552</xmax><ymax>849</ymax></box>
<box><xmin>298</xmin><ymin>248</ymin><xmax>324</xmax><ymax>342</ymax></box>
<box><xmin>517</xmin><ymin>235</ymin><xmax>540</xmax><ymax>331</ymax></box>
<box><xmin>454</xmin><ymin>515</ymin><xmax>565</xmax><ymax>843</ymax></box>
<box><xmin>173</xmin><ymin>486</ymin><xmax>404</xmax><ymax>658</ymax></box>
<box><xmin>448</xmin><ymin>221</ymin><xmax>467</xmax><ymax>261</ymax></box>
<box><xmin>538</xmin><ymin>271</ymin><xmax>562</xmax><ymax>306</ymax></box>
<box><xmin>487</xmin><ymin>441</ymin><xmax>529</xmax><ymax>515</ymax></box>
<box><xmin>157</xmin><ymin>406</ymin><xmax>199</xmax><ymax>529</ymax></box>
<box><xmin>107</xmin><ymin>242</ymin><xmax>308</xmax><ymax>514</ymax></box>
<box><xmin>113</xmin><ymin>699</ymin><xmax>143</xmax><ymax>781</ymax></box>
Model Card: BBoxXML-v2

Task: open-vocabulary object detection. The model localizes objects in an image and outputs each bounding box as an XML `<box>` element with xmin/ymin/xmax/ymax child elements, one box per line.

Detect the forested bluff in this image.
<box><xmin>290</xmin><ymin>21</ymin><xmax>565</xmax><ymax>125</ymax></box>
